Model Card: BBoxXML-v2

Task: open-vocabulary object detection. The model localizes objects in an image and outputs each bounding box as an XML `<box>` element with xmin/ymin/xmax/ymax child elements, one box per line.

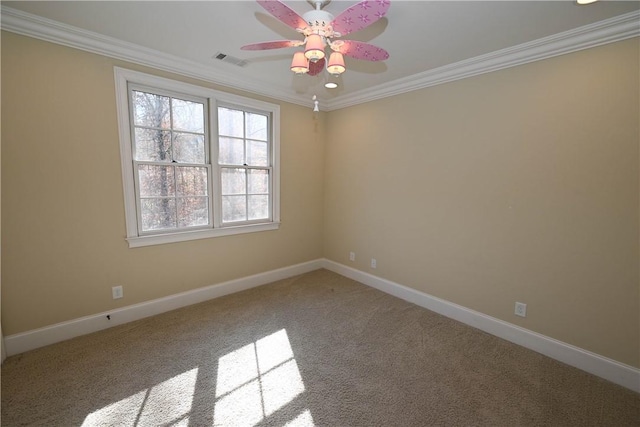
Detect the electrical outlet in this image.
<box><xmin>371</xmin><ymin>258</ymin><xmax>377</xmax><ymax>269</ymax></box>
<box><xmin>112</xmin><ymin>285</ymin><xmax>123</xmax><ymax>300</ymax></box>
<box><xmin>515</xmin><ymin>302</ymin><xmax>527</xmax><ymax>317</ymax></box>
<box><xmin>349</xmin><ymin>251</ymin><xmax>356</xmax><ymax>261</ymax></box>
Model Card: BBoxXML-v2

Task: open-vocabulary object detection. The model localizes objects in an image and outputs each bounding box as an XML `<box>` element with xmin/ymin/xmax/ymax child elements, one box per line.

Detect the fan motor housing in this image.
<box><xmin>303</xmin><ymin>9</ymin><xmax>334</xmax><ymax>28</ymax></box>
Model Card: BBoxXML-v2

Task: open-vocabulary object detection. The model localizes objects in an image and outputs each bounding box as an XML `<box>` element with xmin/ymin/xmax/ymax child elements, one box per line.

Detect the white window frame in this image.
<box><xmin>114</xmin><ymin>67</ymin><xmax>280</xmax><ymax>248</ymax></box>
<box><xmin>216</xmin><ymin>103</ymin><xmax>275</xmax><ymax>226</ymax></box>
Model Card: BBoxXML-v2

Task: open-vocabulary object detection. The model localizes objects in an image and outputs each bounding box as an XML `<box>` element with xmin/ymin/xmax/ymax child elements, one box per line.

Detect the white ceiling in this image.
<box><xmin>3</xmin><ymin>1</ymin><xmax>639</xmax><ymax>109</ymax></box>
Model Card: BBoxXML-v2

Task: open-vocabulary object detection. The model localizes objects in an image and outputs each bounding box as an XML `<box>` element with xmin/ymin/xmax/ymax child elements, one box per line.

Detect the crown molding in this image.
<box><xmin>0</xmin><ymin>6</ymin><xmax>312</xmax><ymax>108</ymax></box>
<box><xmin>2</xmin><ymin>6</ymin><xmax>638</xmax><ymax>112</ymax></box>
<box><xmin>326</xmin><ymin>10</ymin><xmax>640</xmax><ymax>111</ymax></box>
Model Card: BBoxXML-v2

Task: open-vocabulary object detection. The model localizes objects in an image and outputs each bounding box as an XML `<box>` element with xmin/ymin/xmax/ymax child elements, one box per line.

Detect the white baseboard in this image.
<box><xmin>4</xmin><ymin>259</ymin><xmax>324</xmax><ymax>357</ymax></box>
<box><xmin>6</xmin><ymin>258</ymin><xmax>638</xmax><ymax>393</ymax></box>
<box><xmin>322</xmin><ymin>259</ymin><xmax>640</xmax><ymax>393</ymax></box>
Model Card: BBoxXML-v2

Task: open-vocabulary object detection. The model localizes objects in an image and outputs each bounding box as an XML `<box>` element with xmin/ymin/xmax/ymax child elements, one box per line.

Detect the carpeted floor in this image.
<box><xmin>2</xmin><ymin>269</ymin><xmax>639</xmax><ymax>426</ymax></box>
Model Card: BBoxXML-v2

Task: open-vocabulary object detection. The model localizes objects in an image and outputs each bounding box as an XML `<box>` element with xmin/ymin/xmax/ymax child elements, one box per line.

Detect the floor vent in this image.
<box><xmin>214</xmin><ymin>52</ymin><xmax>248</xmax><ymax>67</ymax></box>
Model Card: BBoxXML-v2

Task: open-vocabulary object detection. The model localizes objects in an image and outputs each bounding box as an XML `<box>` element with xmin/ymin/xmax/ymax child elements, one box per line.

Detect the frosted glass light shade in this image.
<box><xmin>290</xmin><ymin>52</ymin><xmax>309</xmax><ymax>74</ymax></box>
<box><xmin>327</xmin><ymin>52</ymin><xmax>346</xmax><ymax>75</ymax></box>
<box><xmin>304</xmin><ymin>35</ymin><xmax>325</xmax><ymax>61</ymax></box>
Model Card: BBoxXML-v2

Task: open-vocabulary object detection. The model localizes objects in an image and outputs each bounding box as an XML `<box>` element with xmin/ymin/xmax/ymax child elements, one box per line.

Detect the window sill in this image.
<box><xmin>126</xmin><ymin>222</ymin><xmax>281</xmax><ymax>248</ymax></box>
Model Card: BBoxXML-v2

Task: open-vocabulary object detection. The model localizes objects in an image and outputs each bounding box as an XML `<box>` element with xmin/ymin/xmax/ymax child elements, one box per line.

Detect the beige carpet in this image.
<box><xmin>2</xmin><ymin>269</ymin><xmax>639</xmax><ymax>426</ymax></box>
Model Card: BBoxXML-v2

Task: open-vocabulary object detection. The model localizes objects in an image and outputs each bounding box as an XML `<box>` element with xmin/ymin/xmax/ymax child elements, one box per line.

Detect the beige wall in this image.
<box><xmin>324</xmin><ymin>38</ymin><xmax>639</xmax><ymax>368</ymax></box>
<box><xmin>1</xmin><ymin>33</ymin><xmax>4</xmax><ymax>363</ymax></box>
<box><xmin>2</xmin><ymin>30</ymin><xmax>638</xmax><ymax>369</ymax></box>
<box><xmin>1</xmin><ymin>32</ymin><xmax>325</xmax><ymax>335</ymax></box>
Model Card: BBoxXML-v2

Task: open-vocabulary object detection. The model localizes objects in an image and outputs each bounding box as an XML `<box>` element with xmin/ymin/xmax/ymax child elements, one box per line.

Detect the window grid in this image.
<box><xmin>218</xmin><ymin>107</ymin><xmax>272</xmax><ymax>225</ymax></box>
<box><xmin>130</xmin><ymin>88</ymin><xmax>211</xmax><ymax>234</ymax></box>
<box><xmin>115</xmin><ymin>67</ymin><xmax>280</xmax><ymax>247</ymax></box>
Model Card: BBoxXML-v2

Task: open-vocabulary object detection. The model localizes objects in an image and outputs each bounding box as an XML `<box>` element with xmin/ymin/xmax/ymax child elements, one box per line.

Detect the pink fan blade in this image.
<box><xmin>256</xmin><ymin>0</ymin><xmax>308</xmax><ymax>30</ymax></box>
<box><xmin>331</xmin><ymin>0</ymin><xmax>391</xmax><ymax>36</ymax></box>
<box><xmin>308</xmin><ymin>57</ymin><xmax>326</xmax><ymax>76</ymax></box>
<box><xmin>338</xmin><ymin>40</ymin><xmax>389</xmax><ymax>61</ymax></box>
<box><xmin>241</xmin><ymin>40</ymin><xmax>299</xmax><ymax>50</ymax></box>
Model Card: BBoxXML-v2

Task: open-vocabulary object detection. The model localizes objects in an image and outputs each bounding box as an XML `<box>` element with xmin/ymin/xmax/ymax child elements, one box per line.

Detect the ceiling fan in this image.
<box><xmin>241</xmin><ymin>0</ymin><xmax>391</xmax><ymax>77</ymax></box>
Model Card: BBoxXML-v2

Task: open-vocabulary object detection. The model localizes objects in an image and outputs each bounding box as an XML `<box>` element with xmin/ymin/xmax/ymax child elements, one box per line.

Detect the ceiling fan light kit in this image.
<box><xmin>304</xmin><ymin>34</ymin><xmax>326</xmax><ymax>61</ymax></box>
<box><xmin>327</xmin><ymin>52</ymin><xmax>346</xmax><ymax>75</ymax></box>
<box><xmin>290</xmin><ymin>51</ymin><xmax>309</xmax><ymax>74</ymax></box>
<box><xmin>242</xmin><ymin>0</ymin><xmax>391</xmax><ymax>78</ymax></box>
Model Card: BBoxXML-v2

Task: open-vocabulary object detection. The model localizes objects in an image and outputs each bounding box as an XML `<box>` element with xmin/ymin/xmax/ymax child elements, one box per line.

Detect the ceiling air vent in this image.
<box><xmin>214</xmin><ymin>52</ymin><xmax>248</xmax><ymax>67</ymax></box>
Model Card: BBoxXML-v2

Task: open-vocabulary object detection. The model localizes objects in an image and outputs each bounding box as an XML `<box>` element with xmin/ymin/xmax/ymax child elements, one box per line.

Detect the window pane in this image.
<box><xmin>219</xmin><ymin>137</ymin><xmax>244</xmax><ymax>165</ymax></box>
<box><xmin>248</xmin><ymin>195</ymin><xmax>269</xmax><ymax>220</ymax></box>
<box><xmin>176</xmin><ymin>167</ymin><xmax>208</xmax><ymax>196</ymax></box>
<box><xmin>132</xmin><ymin>91</ymin><xmax>170</xmax><ymax>129</ymax></box>
<box><xmin>222</xmin><ymin>195</ymin><xmax>246</xmax><ymax>222</ymax></box>
<box><xmin>218</xmin><ymin>107</ymin><xmax>244</xmax><ymax>137</ymax></box>
<box><xmin>173</xmin><ymin>98</ymin><xmax>204</xmax><ymax>133</ymax></box>
<box><xmin>178</xmin><ymin>197</ymin><xmax>209</xmax><ymax>227</ymax></box>
<box><xmin>138</xmin><ymin>165</ymin><xmax>175</xmax><ymax>197</ymax></box>
<box><xmin>247</xmin><ymin>140</ymin><xmax>268</xmax><ymax>167</ymax></box>
<box><xmin>173</xmin><ymin>132</ymin><xmax>205</xmax><ymax>164</ymax></box>
<box><xmin>221</xmin><ymin>168</ymin><xmax>246</xmax><ymax>195</ymax></box>
<box><xmin>140</xmin><ymin>198</ymin><xmax>176</xmax><ymax>231</ymax></box>
<box><xmin>248</xmin><ymin>169</ymin><xmax>269</xmax><ymax>194</ymax></box>
<box><xmin>134</xmin><ymin>128</ymin><xmax>171</xmax><ymax>162</ymax></box>
<box><xmin>245</xmin><ymin>113</ymin><xmax>267</xmax><ymax>141</ymax></box>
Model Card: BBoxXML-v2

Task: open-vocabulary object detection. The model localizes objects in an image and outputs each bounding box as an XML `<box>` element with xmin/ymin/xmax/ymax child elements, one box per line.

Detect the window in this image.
<box><xmin>218</xmin><ymin>107</ymin><xmax>272</xmax><ymax>224</ymax></box>
<box><xmin>131</xmin><ymin>88</ymin><xmax>210</xmax><ymax>232</ymax></box>
<box><xmin>115</xmin><ymin>68</ymin><xmax>280</xmax><ymax>247</ymax></box>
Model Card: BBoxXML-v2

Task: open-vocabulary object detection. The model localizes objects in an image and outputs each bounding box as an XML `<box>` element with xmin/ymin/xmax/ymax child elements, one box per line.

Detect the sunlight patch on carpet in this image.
<box><xmin>82</xmin><ymin>389</ymin><xmax>146</xmax><ymax>426</ymax></box>
<box><xmin>81</xmin><ymin>368</ymin><xmax>198</xmax><ymax>426</ymax></box>
<box><xmin>214</xmin><ymin>329</ymin><xmax>312</xmax><ymax>426</ymax></box>
<box><xmin>284</xmin><ymin>409</ymin><xmax>315</xmax><ymax>427</ymax></box>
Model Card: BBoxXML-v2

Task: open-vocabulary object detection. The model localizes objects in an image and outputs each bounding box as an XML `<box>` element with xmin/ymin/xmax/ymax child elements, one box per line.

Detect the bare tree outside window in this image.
<box><xmin>132</xmin><ymin>90</ymin><xmax>209</xmax><ymax>232</ymax></box>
